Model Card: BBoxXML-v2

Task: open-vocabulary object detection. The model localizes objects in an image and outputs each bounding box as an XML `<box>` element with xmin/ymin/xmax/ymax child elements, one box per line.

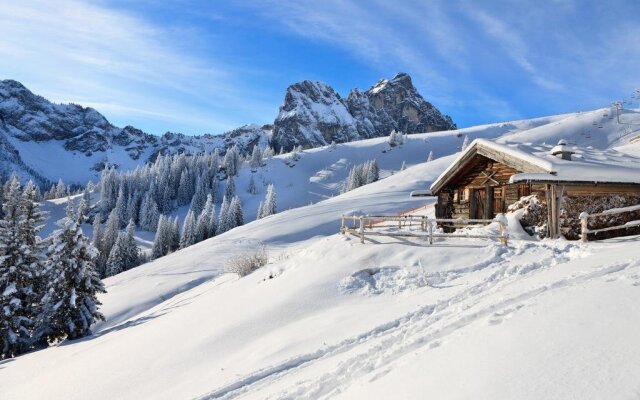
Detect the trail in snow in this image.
<box><xmin>193</xmin><ymin>240</ymin><xmax>621</xmax><ymax>400</ymax></box>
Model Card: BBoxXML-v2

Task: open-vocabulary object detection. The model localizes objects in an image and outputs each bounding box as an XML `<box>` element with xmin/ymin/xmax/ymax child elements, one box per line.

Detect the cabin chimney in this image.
<box><xmin>550</xmin><ymin>139</ymin><xmax>574</xmax><ymax>161</ymax></box>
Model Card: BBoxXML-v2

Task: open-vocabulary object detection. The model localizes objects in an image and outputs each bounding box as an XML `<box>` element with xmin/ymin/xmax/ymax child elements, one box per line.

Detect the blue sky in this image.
<box><xmin>1</xmin><ymin>0</ymin><xmax>639</xmax><ymax>135</ymax></box>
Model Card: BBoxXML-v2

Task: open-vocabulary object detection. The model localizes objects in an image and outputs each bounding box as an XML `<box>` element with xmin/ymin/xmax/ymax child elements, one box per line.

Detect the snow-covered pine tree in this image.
<box><xmin>105</xmin><ymin>232</ymin><xmax>127</xmax><ymax>277</ymax></box>
<box><xmin>224</xmin><ymin>175</ymin><xmax>235</xmax><ymax>200</ymax></box>
<box><xmin>151</xmin><ymin>215</ymin><xmax>169</xmax><ymax>259</ymax></box>
<box><xmin>177</xmin><ymin>170</ymin><xmax>193</xmax><ymax>206</ymax></box>
<box><xmin>388</xmin><ymin>130</ymin><xmax>399</xmax><ymax>147</ymax></box>
<box><xmin>97</xmin><ymin>209</ymin><xmax>120</xmax><ymax>278</ymax></box>
<box><xmin>114</xmin><ymin>186</ymin><xmax>127</xmax><ymax>227</ymax></box>
<box><xmin>190</xmin><ymin>178</ymin><xmax>207</xmax><ymax>217</ymax></box>
<box><xmin>247</xmin><ymin>175</ymin><xmax>257</xmax><ymax>195</ymax></box>
<box><xmin>76</xmin><ymin>196</ymin><xmax>89</xmax><ymax>224</ymax></box>
<box><xmin>19</xmin><ymin>181</ymin><xmax>48</xmax><ymax>295</ymax></box>
<box><xmin>92</xmin><ymin>215</ymin><xmax>103</xmax><ymax>249</ymax></box>
<box><xmin>195</xmin><ymin>194</ymin><xmax>215</xmax><ymax>242</ymax></box>
<box><xmin>170</xmin><ymin>217</ymin><xmax>180</xmax><ymax>252</ymax></box>
<box><xmin>261</xmin><ymin>184</ymin><xmax>277</xmax><ymax>218</ymax></box>
<box><xmin>106</xmin><ymin>219</ymin><xmax>140</xmax><ymax>276</ymax></box>
<box><xmin>138</xmin><ymin>193</ymin><xmax>159</xmax><ymax>232</ymax></box>
<box><xmin>54</xmin><ymin>178</ymin><xmax>67</xmax><ymax>199</ymax></box>
<box><xmin>38</xmin><ymin>201</ymin><xmax>105</xmax><ymax>342</ymax></box>
<box><xmin>216</xmin><ymin>196</ymin><xmax>230</xmax><ymax>235</ymax></box>
<box><xmin>257</xmin><ymin>201</ymin><xmax>264</xmax><ymax>220</ymax></box>
<box><xmin>427</xmin><ymin>150</ymin><xmax>434</xmax><ymax>162</ymax></box>
<box><xmin>229</xmin><ymin>196</ymin><xmax>244</xmax><ymax>229</ymax></box>
<box><xmin>461</xmin><ymin>135</ymin><xmax>469</xmax><ymax>151</ymax></box>
<box><xmin>365</xmin><ymin>159</ymin><xmax>379</xmax><ymax>184</ymax></box>
<box><xmin>222</xmin><ymin>145</ymin><xmax>240</xmax><ymax>176</ymax></box>
<box><xmin>179</xmin><ymin>210</ymin><xmax>197</xmax><ymax>249</ymax></box>
<box><xmin>262</xmin><ymin>146</ymin><xmax>274</xmax><ymax>160</ymax></box>
<box><xmin>250</xmin><ymin>144</ymin><xmax>263</xmax><ymax>170</ymax></box>
<box><xmin>0</xmin><ymin>177</ymin><xmax>39</xmax><ymax>358</ymax></box>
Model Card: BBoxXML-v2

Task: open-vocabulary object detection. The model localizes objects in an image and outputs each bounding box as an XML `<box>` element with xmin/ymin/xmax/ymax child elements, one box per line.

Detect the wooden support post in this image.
<box><xmin>579</xmin><ymin>212</ymin><xmax>589</xmax><ymax>242</ymax></box>
<box><xmin>359</xmin><ymin>216</ymin><xmax>365</xmax><ymax>244</ymax></box>
<box><xmin>427</xmin><ymin>220</ymin><xmax>434</xmax><ymax>244</ymax></box>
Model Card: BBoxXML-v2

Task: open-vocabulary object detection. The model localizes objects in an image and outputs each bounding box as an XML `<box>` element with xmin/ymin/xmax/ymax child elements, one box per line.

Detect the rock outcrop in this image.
<box><xmin>272</xmin><ymin>73</ymin><xmax>455</xmax><ymax>151</ymax></box>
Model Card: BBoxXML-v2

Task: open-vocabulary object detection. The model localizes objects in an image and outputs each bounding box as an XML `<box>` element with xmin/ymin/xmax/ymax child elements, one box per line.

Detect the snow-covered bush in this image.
<box><xmin>507</xmin><ymin>195</ymin><xmax>548</xmax><ymax>238</ymax></box>
<box><xmin>225</xmin><ymin>247</ymin><xmax>268</xmax><ymax>277</ymax></box>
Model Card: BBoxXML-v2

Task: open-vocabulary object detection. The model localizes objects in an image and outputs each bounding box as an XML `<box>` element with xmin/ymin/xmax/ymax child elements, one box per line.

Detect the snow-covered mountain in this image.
<box><xmin>272</xmin><ymin>73</ymin><xmax>456</xmax><ymax>151</ymax></box>
<box><xmin>3</xmin><ymin>106</ymin><xmax>640</xmax><ymax>399</ymax></box>
<box><xmin>0</xmin><ymin>78</ymin><xmax>274</xmax><ymax>185</ymax></box>
<box><xmin>0</xmin><ymin>73</ymin><xmax>454</xmax><ymax>186</ymax></box>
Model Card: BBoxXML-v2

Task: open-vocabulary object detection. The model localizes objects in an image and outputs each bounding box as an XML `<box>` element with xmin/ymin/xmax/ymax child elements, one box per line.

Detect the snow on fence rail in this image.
<box><xmin>340</xmin><ymin>214</ymin><xmax>509</xmax><ymax>245</ymax></box>
<box><xmin>580</xmin><ymin>204</ymin><xmax>640</xmax><ymax>242</ymax></box>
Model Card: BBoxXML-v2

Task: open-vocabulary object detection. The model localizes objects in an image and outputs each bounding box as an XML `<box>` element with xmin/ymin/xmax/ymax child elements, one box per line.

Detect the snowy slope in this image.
<box><xmin>3</xmin><ymin>108</ymin><xmax>640</xmax><ymax>400</ymax></box>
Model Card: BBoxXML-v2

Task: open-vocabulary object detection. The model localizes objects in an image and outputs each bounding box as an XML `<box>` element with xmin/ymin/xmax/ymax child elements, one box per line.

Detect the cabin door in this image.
<box><xmin>472</xmin><ymin>188</ymin><xmax>487</xmax><ymax>219</ymax></box>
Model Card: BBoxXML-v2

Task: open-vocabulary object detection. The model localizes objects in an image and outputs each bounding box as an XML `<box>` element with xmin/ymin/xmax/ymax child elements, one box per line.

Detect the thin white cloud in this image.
<box><xmin>0</xmin><ymin>0</ymin><xmax>271</xmax><ymax>134</ymax></box>
<box><xmin>463</xmin><ymin>7</ymin><xmax>565</xmax><ymax>92</ymax></box>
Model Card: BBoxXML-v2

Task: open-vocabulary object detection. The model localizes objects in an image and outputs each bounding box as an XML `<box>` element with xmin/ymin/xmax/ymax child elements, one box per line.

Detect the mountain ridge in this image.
<box><xmin>0</xmin><ymin>73</ymin><xmax>455</xmax><ymax>185</ymax></box>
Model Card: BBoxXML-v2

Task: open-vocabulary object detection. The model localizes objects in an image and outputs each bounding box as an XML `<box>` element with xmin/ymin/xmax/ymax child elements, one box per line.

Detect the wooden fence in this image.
<box><xmin>340</xmin><ymin>214</ymin><xmax>509</xmax><ymax>245</ymax></box>
<box><xmin>580</xmin><ymin>204</ymin><xmax>640</xmax><ymax>242</ymax></box>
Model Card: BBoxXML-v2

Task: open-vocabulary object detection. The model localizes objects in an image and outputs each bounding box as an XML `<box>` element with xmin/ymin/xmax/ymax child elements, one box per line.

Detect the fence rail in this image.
<box><xmin>340</xmin><ymin>214</ymin><xmax>508</xmax><ymax>245</ymax></box>
<box><xmin>580</xmin><ymin>204</ymin><xmax>640</xmax><ymax>241</ymax></box>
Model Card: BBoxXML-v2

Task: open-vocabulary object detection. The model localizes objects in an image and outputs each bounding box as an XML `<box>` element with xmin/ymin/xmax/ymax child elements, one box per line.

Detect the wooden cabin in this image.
<box><xmin>429</xmin><ymin>139</ymin><xmax>640</xmax><ymax>239</ymax></box>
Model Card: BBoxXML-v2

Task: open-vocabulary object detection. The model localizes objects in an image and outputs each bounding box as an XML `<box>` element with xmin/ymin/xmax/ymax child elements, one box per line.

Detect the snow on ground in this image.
<box><xmin>3</xmin><ymin>108</ymin><xmax>640</xmax><ymax>399</ymax></box>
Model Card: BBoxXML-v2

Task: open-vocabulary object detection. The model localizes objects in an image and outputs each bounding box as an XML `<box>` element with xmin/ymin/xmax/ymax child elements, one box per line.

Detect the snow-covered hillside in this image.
<box><xmin>3</xmin><ymin>107</ymin><xmax>640</xmax><ymax>400</ymax></box>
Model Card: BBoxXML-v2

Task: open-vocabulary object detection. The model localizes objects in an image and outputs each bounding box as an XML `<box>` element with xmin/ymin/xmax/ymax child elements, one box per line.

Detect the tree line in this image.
<box><xmin>0</xmin><ymin>176</ymin><xmax>104</xmax><ymax>360</ymax></box>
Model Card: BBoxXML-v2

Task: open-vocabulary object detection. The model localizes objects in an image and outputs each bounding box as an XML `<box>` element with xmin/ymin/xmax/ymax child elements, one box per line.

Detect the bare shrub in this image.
<box><xmin>225</xmin><ymin>247</ymin><xmax>268</xmax><ymax>277</ymax></box>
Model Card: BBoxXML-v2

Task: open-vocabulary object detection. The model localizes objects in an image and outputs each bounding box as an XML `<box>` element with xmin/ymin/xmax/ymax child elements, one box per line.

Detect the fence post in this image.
<box><xmin>359</xmin><ymin>216</ymin><xmax>365</xmax><ymax>244</ymax></box>
<box><xmin>579</xmin><ymin>212</ymin><xmax>589</xmax><ymax>242</ymax></box>
<box><xmin>340</xmin><ymin>215</ymin><xmax>345</xmax><ymax>234</ymax></box>
<box><xmin>427</xmin><ymin>219</ymin><xmax>433</xmax><ymax>245</ymax></box>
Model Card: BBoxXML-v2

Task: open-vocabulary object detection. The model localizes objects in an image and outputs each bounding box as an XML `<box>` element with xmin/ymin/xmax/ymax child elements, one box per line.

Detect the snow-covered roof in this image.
<box><xmin>430</xmin><ymin>138</ymin><xmax>640</xmax><ymax>192</ymax></box>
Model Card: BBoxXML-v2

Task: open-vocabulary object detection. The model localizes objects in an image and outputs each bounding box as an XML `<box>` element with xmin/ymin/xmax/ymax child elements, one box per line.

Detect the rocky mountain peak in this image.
<box><xmin>272</xmin><ymin>72</ymin><xmax>456</xmax><ymax>152</ymax></box>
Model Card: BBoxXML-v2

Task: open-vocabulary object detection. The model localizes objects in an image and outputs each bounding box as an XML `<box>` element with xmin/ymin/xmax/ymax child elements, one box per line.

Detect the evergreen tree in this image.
<box><xmin>229</xmin><ymin>196</ymin><xmax>244</xmax><ymax>229</ymax></box>
<box><xmin>216</xmin><ymin>196</ymin><xmax>230</xmax><ymax>235</ymax></box>
<box><xmin>179</xmin><ymin>210</ymin><xmax>197</xmax><ymax>249</ymax></box>
<box><xmin>0</xmin><ymin>177</ymin><xmax>37</xmax><ymax>358</ymax></box>
<box><xmin>151</xmin><ymin>215</ymin><xmax>169</xmax><ymax>259</ymax></box>
<box><xmin>224</xmin><ymin>175</ymin><xmax>235</xmax><ymax>200</ymax></box>
<box><xmin>77</xmin><ymin>197</ymin><xmax>89</xmax><ymax>224</ymax></box>
<box><xmin>19</xmin><ymin>181</ymin><xmax>48</xmax><ymax>295</ymax></box>
<box><xmin>54</xmin><ymin>178</ymin><xmax>67</xmax><ymax>198</ymax></box>
<box><xmin>97</xmin><ymin>209</ymin><xmax>119</xmax><ymax>278</ymax></box>
<box><xmin>190</xmin><ymin>178</ymin><xmax>207</xmax><ymax>216</ymax></box>
<box><xmin>260</xmin><ymin>184</ymin><xmax>277</xmax><ymax>218</ymax></box>
<box><xmin>262</xmin><ymin>146</ymin><xmax>274</xmax><ymax>160</ymax></box>
<box><xmin>92</xmin><ymin>215</ymin><xmax>103</xmax><ymax>249</ymax></box>
<box><xmin>170</xmin><ymin>217</ymin><xmax>181</xmax><ymax>252</ymax></box>
<box><xmin>114</xmin><ymin>186</ymin><xmax>127</xmax><ymax>227</ymax></box>
<box><xmin>105</xmin><ymin>220</ymin><xmax>139</xmax><ymax>276</ymax></box>
<box><xmin>195</xmin><ymin>195</ymin><xmax>215</xmax><ymax>242</ymax></box>
<box><xmin>461</xmin><ymin>135</ymin><xmax>470</xmax><ymax>151</ymax></box>
<box><xmin>427</xmin><ymin>150</ymin><xmax>434</xmax><ymax>162</ymax></box>
<box><xmin>366</xmin><ymin>160</ymin><xmax>379</xmax><ymax>183</ymax></box>
<box><xmin>250</xmin><ymin>145</ymin><xmax>263</xmax><ymax>170</ymax></box>
<box><xmin>247</xmin><ymin>175</ymin><xmax>257</xmax><ymax>195</ymax></box>
<box><xmin>257</xmin><ymin>200</ymin><xmax>264</xmax><ymax>220</ymax></box>
<box><xmin>38</xmin><ymin>202</ymin><xmax>105</xmax><ymax>342</ymax></box>
<box><xmin>105</xmin><ymin>232</ymin><xmax>128</xmax><ymax>277</ymax></box>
